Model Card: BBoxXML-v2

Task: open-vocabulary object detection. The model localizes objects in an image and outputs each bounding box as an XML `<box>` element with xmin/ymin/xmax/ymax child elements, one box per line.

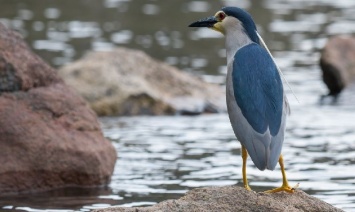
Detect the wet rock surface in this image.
<box><xmin>58</xmin><ymin>47</ymin><xmax>226</xmax><ymax>116</ymax></box>
<box><xmin>95</xmin><ymin>186</ymin><xmax>343</xmax><ymax>212</ymax></box>
<box><xmin>320</xmin><ymin>36</ymin><xmax>355</xmax><ymax>96</ymax></box>
<box><xmin>0</xmin><ymin>23</ymin><xmax>116</xmax><ymax>195</ymax></box>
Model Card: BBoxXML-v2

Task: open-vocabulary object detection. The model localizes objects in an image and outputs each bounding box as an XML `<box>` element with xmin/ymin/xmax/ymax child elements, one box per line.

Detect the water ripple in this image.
<box><xmin>0</xmin><ymin>0</ymin><xmax>355</xmax><ymax>211</ymax></box>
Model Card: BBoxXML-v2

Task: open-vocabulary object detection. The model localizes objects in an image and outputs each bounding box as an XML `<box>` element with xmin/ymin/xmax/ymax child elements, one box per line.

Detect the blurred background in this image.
<box><xmin>1</xmin><ymin>0</ymin><xmax>355</xmax><ymax>211</ymax></box>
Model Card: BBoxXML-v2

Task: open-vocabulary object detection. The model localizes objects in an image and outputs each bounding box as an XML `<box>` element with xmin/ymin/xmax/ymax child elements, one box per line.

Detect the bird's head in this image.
<box><xmin>189</xmin><ymin>7</ymin><xmax>259</xmax><ymax>44</ymax></box>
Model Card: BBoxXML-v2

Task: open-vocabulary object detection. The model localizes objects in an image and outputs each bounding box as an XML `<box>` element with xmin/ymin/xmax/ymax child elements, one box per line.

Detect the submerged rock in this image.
<box><xmin>320</xmin><ymin>36</ymin><xmax>355</xmax><ymax>96</ymax></box>
<box><xmin>58</xmin><ymin>48</ymin><xmax>226</xmax><ymax>116</ymax></box>
<box><xmin>95</xmin><ymin>186</ymin><xmax>343</xmax><ymax>212</ymax></box>
<box><xmin>0</xmin><ymin>23</ymin><xmax>116</xmax><ymax>194</ymax></box>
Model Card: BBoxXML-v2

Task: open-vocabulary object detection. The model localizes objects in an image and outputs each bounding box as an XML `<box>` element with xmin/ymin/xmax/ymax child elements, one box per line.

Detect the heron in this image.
<box><xmin>189</xmin><ymin>7</ymin><xmax>294</xmax><ymax>193</ymax></box>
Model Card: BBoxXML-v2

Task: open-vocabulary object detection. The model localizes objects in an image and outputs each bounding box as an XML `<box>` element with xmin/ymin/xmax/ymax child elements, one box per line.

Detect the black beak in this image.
<box><xmin>188</xmin><ymin>16</ymin><xmax>218</xmax><ymax>28</ymax></box>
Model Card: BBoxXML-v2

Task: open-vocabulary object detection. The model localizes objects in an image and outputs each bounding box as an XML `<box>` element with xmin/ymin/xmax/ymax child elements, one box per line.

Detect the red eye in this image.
<box><xmin>218</xmin><ymin>12</ymin><xmax>226</xmax><ymax>20</ymax></box>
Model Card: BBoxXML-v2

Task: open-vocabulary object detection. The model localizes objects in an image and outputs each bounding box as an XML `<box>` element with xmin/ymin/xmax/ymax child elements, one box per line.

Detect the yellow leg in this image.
<box><xmin>264</xmin><ymin>154</ymin><xmax>295</xmax><ymax>193</ymax></box>
<box><xmin>242</xmin><ymin>146</ymin><xmax>251</xmax><ymax>191</ymax></box>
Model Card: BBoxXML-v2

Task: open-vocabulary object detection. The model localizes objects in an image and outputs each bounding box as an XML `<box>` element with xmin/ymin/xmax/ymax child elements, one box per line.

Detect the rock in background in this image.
<box><xmin>0</xmin><ymin>23</ymin><xmax>116</xmax><ymax>194</ymax></box>
<box><xmin>58</xmin><ymin>48</ymin><xmax>226</xmax><ymax>116</ymax></box>
<box><xmin>320</xmin><ymin>36</ymin><xmax>355</xmax><ymax>96</ymax></box>
<box><xmin>94</xmin><ymin>186</ymin><xmax>343</xmax><ymax>212</ymax></box>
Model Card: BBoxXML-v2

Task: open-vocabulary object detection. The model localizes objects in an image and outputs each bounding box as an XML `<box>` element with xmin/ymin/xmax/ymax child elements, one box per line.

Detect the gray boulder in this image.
<box><xmin>94</xmin><ymin>185</ymin><xmax>343</xmax><ymax>212</ymax></box>
<box><xmin>320</xmin><ymin>36</ymin><xmax>355</xmax><ymax>96</ymax></box>
<box><xmin>58</xmin><ymin>48</ymin><xmax>226</xmax><ymax>116</ymax></box>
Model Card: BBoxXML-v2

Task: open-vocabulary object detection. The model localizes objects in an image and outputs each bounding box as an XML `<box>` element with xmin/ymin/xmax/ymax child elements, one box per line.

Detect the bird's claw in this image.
<box><xmin>264</xmin><ymin>183</ymin><xmax>299</xmax><ymax>193</ymax></box>
<box><xmin>244</xmin><ymin>185</ymin><xmax>252</xmax><ymax>191</ymax></box>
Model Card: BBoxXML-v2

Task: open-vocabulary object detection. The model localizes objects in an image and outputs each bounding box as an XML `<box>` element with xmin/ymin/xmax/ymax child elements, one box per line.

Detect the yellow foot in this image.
<box><xmin>244</xmin><ymin>185</ymin><xmax>252</xmax><ymax>191</ymax></box>
<box><xmin>264</xmin><ymin>183</ymin><xmax>299</xmax><ymax>193</ymax></box>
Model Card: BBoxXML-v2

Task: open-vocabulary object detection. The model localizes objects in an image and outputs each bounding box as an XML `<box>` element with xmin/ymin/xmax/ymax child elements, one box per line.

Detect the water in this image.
<box><xmin>1</xmin><ymin>0</ymin><xmax>355</xmax><ymax>211</ymax></box>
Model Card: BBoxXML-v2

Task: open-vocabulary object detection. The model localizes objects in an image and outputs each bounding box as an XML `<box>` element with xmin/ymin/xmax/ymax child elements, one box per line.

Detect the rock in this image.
<box><xmin>0</xmin><ymin>23</ymin><xmax>116</xmax><ymax>194</ymax></box>
<box><xmin>95</xmin><ymin>186</ymin><xmax>343</xmax><ymax>212</ymax></box>
<box><xmin>320</xmin><ymin>36</ymin><xmax>355</xmax><ymax>96</ymax></box>
<box><xmin>58</xmin><ymin>48</ymin><xmax>226</xmax><ymax>116</ymax></box>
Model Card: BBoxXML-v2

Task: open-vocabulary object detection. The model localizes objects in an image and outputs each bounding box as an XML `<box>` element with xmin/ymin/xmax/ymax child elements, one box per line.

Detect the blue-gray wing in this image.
<box><xmin>232</xmin><ymin>43</ymin><xmax>286</xmax><ymax>170</ymax></box>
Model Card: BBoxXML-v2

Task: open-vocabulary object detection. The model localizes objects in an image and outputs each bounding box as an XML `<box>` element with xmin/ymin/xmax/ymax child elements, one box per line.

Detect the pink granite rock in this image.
<box><xmin>0</xmin><ymin>23</ymin><xmax>116</xmax><ymax>195</ymax></box>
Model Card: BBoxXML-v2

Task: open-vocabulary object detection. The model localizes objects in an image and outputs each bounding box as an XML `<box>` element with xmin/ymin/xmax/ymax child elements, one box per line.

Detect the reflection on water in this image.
<box><xmin>0</xmin><ymin>0</ymin><xmax>226</xmax><ymax>71</ymax></box>
<box><xmin>1</xmin><ymin>0</ymin><xmax>355</xmax><ymax>211</ymax></box>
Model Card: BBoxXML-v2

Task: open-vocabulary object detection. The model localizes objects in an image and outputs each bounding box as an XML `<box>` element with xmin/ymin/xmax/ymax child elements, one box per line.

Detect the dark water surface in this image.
<box><xmin>1</xmin><ymin>0</ymin><xmax>355</xmax><ymax>211</ymax></box>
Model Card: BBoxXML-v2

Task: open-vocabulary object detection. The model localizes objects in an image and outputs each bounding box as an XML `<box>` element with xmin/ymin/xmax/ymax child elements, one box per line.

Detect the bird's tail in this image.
<box><xmin>244</xmin><ymin>129</ymin><xmax>285</xmax><ymax>171</ymax></box>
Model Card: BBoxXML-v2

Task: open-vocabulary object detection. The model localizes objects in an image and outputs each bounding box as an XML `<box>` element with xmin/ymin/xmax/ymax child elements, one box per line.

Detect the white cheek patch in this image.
<box><xmin>222</xmin><ymin>16</ymin><xmax>242</xmax><ymax>30</ymax></box>
<box><xmin>223</xmin><ymin>17</ymin><xmax>253</xmax><ymax>62</ymax></box>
